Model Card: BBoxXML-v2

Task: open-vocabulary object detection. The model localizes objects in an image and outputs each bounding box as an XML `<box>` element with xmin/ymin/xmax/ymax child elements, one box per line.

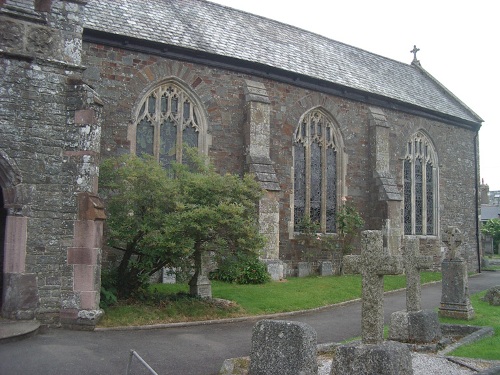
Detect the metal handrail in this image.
<box><xmin>126</xmin><ymin>350</ymin><xmax>160</xmax><ymax>375</ymax></box>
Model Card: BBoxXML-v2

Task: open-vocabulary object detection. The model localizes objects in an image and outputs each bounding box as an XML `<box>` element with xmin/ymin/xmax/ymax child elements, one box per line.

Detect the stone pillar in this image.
<box><xmin>2</xmin><ymin>215</ymin><xmax>39</xmax><ymax>319</ymax></box>
<box><xmin>439</xmin><ymin>227</ymin><xmax>475</xmax><ymax>320</ymax></box>
<box><xmin>61</xmin><ymin>81</ymin><xmax>105</xmax><ymax>329</ymax></box>
<box><xmin>368</xmin><ymin>107</ymin><xmax>402</xmax><ymax>242</ymax></box>
<box><xmin>244</xmin><ymin>80</ymin><xmax>283</xmax><ymax>280</ymax></box>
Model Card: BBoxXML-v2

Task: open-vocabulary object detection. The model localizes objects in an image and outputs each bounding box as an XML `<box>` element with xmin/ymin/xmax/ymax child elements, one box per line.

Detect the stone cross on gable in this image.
<box><xmin>411</xmin><ymin>45</ymin><xmax>420</xmax><ymax>63</ymax></box>
<box><xmin>343</xmin><ymin>230</ymin><xmax>404</xmax><ymax>344</ymax></box>
<box><xmin>442</xmin><ymin>226</ymin><xmax>464</xmax><ymax>260</ymax></box>
<box><xmin>403</xmin><ymin>236</ymin><xmax>433</xmax><ymax>312</ymax></box>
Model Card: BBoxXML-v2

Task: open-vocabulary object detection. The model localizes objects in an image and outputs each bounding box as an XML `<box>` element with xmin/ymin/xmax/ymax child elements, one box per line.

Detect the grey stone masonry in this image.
<box><xmin>343</xmin><ymin>230</ymin><xmax>404</xmax><ymax>344</ymax></box>
<box><xmin>249</xmin><ymin>320</ymin><xmax>318</xmax><ymax>375</ymax></box>
<box><xmin>244</xmin><ymin>80</ymin><xmax>282</xmax><ymax>277</ymax></box>
<box><xmin>439</xmin><ymin>227</ymin><xmax>475</xmax><ymax>320</ymax></box>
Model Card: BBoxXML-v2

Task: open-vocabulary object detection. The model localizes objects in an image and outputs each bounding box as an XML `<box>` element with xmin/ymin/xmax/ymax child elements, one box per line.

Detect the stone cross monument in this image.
<box><xmin>343</xmin><ymin>230</ymin><xmax>404</xmax><ymax>344</ymax></box>
<box><xmin>403</xmin><ymin>236</ymin><xmax>433</xmax><ymax>312</ymax></box>
<box><xmin>389</xmin><ymin>236</ymin><xmax>442</xmax><ymax>344</ymax></box>
<box><xmin>439</xmin><ymin>226</ymin><xmax>475</xmax><ymax>319</ymax></box>
<box><xmin>332</xmin><ymin>230</ymin><xmax>413</xmax><ymax>375</ymax></box>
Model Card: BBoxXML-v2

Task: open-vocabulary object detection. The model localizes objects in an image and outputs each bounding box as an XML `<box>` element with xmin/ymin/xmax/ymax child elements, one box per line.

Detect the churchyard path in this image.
<box><xmin>0</xmin><ymin>271</ymin><xmax>498</xmax><ymax>375</ymax></box>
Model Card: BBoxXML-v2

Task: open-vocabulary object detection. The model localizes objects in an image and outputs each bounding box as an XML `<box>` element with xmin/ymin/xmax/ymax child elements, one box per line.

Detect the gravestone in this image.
<box><xmin>189</xmin><ymin>252</ymin><xmax>212</xmax><ymax>298</ymax></box>
<box><xmin>331</xmin><ymin>230</ymin><xmax>413</xmax><ymax>375</ymax></box>
<box><xmin>298</xmin><ymin>262</ymin><xmax>311</xmax><ymax>277</ymax></box>
<box><xmin>319</xmin><ymin>261</ymin><xmax>333</xmax><ymax>276</ymax></box>
<box><xmin>262</xmin><ymin>259</ymin><xmax>284</xmax><ymax>281</ymax></box>
<box><xmin>249</xmin><ymin>320</ymin><xmax>318</xmax><ymax>375</ymax></box>
<box><xmin>162</xmin><ymin>267</ymin><xmax>176</xmax><ymax>284</ymax></box>
<box><xmin>482</xmin><ymin>286</ymin><xmax>500</xmax><ymax>306</ymax></box>
<box><xmin>482</xmin><ymin>234</ymin><xmax>494</xmax><ymax>256</ymax></box>
<box><xmin>389</xmin><ymin>236</ymin><xmax>441</xmax><ymax>343</ymax></box>
<box><xmin>439</xmin><ymin>226</ymin><xmax>475</xmax><ymax>320</ymax></box>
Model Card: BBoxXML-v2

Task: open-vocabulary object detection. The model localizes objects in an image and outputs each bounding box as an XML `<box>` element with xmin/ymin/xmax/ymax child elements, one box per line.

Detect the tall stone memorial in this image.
<box><xmin>439</xmin><ymin>226</ymin><xmax>475</xmax><ymax>320</ymax></box>
<box><xmin>389</xmin><ymin>236</ymin><xmax>441</xmax><ymax>343</ymax></box>
<box><xmin>331</xmin><ymin>230</ymin><xmax>413</xmax><ymax>375</ymax></box>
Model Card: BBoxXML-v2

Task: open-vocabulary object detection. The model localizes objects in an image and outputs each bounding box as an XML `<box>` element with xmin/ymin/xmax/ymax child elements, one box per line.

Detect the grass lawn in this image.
<box><xmin>439</xmin><ymin>291</ymin><xmax>500</xmax><ymax>360</ymax></box>
<box><xmin>98</xmin><ymin>271</ymin><xmax>441</xmax><ymax>327</ymax></box>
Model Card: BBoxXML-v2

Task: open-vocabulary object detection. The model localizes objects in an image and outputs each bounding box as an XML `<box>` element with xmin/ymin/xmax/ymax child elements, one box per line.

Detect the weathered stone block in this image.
<box><xmin>389</xmin><ymin>310</ymin><xmax>441</xmax><ymax>343</ymax></box>
<box><xmin>331</xmin><ymin>341</ymin><xmax>413</xmax><ymax>375</ymax></box>
<box><xmin>250</xmin><ymin>320</ymin><xmax>317</xmax><ymax>375</ymax></box>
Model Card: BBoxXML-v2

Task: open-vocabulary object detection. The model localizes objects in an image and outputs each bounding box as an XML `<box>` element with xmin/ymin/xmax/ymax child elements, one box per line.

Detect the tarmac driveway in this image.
<box><xmin>0</xmin><ymin>271</ymin><xmax>498</xmax><ymax>375</ymax></box>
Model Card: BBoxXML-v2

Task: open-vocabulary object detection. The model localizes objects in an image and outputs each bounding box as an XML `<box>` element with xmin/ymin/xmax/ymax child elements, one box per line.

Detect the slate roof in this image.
<box><xmin>482</xmin><ymin>205</ymin><xmax>500</xmax><ymax>221</ymax></box>
<box><xmin>83</xmin><ymin>0</ymin><xmax>482</xmax><ymax>126</ymax></box>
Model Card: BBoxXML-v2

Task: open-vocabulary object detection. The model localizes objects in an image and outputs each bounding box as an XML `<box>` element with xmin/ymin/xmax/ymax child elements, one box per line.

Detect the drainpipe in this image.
<box><xmin>474</xmin><ymin>131</ymin><xmax>481</xmax><ymax>273</ymax></box>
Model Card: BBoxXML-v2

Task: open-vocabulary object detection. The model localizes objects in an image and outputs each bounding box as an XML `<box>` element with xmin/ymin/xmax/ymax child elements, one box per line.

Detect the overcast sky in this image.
<box><xmin>211</xmin><ymin>0</ymin><xmax>499</xmax><ymax>191</ymax></box>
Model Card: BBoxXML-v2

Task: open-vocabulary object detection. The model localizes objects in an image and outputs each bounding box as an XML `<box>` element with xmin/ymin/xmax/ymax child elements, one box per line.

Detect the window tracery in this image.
<box><xmin>293</xmin><ymin>109</ymin><xmax>341</xmax><ymax>233</ymax></box>
<box><xmin>134</xmin><ymin>82</ymin><xmax>203</xmax><ymax>168</ymax></box>
<box><xmin>403</xmin><ymin>132</ymin><xmax>437</xmax><ymax>235</ymax></box>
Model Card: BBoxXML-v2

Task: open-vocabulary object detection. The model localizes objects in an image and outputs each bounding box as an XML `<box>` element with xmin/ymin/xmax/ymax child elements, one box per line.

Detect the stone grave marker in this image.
<box><xmin>389</xmin><ymin>236</ymin><xmax>441</xmax><ymax>343</ymax></box>
<box><xmin>162</xmin><ymin>267</ymin><xmax>176</xmax><ymax>284</ymax></box>
<box><xmin>331</xmin><ymin>230</ymin><xmax>413</xmax><ymax>375</ymax></box>
<box><xmin>319</xmin><ymin>261</ymin><xmax>333</xmax><ymax>276</ymax></box>
<box><xmin>249</xmin><ymin>319</ymin><xmax>318</xmax><ymax>375</ymax></box>
<box><xmin>298</xmin><ymin>261</ymin><xmax>311</xmax><ymax>277</ymax></box>
<box><xmin>439</xmin><ymin>226</ymin><xmax>475</xmax><ymax>320</ymax></box>
<box><xmin>343</xmin><ymin>230</ymin><xmax>404</xmax><ymax>344</ymax></box>
<box><xmin>482</xmin><ymin>286</ymin><xmax>500</xmax><ymax>306</ymax></box>
<box><xmin>189</xmin><ymin>251</ymin><xmax>212</xmax><ymax>298</ymax></box>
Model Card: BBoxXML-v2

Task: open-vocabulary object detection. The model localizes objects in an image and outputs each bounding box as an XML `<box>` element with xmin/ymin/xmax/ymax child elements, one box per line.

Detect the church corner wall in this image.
<box><xmin>0</xmin><ymin>0</ymin><xmax>104</xmax><ymax>327</ymax></box>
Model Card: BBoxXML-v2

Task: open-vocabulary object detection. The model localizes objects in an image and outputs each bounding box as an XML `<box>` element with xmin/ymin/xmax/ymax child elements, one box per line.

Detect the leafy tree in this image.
<box><xmin>99</xmin><ymin>150</ymin><xmax>265</xmax><ymax>298</ymax></box>
<box><xmin>482</xmin><ymin>218</ymin><xmax>500</xmax><ymax>254</ymax></box>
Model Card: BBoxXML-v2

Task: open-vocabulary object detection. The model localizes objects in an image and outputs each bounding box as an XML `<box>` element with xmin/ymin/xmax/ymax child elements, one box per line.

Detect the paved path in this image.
<box><xmin>0</xmin><ymin>271</ymin><xmax>498</xmax><ymax>375</ymax></box>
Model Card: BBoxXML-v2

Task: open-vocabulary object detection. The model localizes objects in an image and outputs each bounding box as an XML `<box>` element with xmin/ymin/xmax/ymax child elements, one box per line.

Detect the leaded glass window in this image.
<box><xmin>134</xmin><ymin>82</ymin><xmax>201</xmax><ymax>168</ymax></box>
<box><xmin>294</xmin><ymin>109</ymin><xmax>340</xmax><ymax>233</ymax></box>
<box><xmin>403</xmin><ymin>132</ymin><xmax>437</xmax><ymax>236</ymax></box>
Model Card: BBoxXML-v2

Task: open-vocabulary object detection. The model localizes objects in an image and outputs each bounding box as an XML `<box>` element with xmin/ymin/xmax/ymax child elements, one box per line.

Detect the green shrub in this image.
<box><xmin>100</xmin><ymin>268</ymin><xmax>118</xmax><ymax>308</ymax></box>
<box><xmin>211</xmin><ymin>255</ymin><xmax>270</xmax><ymax>284</ymax></box>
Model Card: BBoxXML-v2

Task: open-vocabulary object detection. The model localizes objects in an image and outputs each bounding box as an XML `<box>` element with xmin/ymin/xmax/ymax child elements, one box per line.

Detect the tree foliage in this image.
<box><xmin>99</xmin><ymin>150</ymin><xmax>265</xmax><ymax>298</ymax></box>
<box><xmin>481</xmin><ymin>218</ymin><xmax>500</xmax><ymax>254</ymax></box>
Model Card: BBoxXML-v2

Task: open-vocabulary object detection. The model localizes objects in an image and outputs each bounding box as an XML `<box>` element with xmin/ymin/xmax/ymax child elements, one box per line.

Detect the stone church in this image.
<box><xmin>0</xmin><ymin>0</ymin><xmax>483</xmax><ymax>327</ymax></box>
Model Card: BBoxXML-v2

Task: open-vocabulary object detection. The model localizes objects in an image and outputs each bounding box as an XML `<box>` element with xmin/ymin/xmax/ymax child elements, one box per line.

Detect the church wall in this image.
<box><xmin>385</xmin><ymin>110</ymin><xmax>479</xmax><ymax>270</ymax></box>
<box><xmin>1</xmin><ymin>0</ymin><xmax>104</xmax><ymax>325</ymax></box>
<box><xmin>0</xmin><ymin>56</ymin><xmax>73</xmax><ymax>322</ymax></box>
<box><xmin>81</xmin><ymin>41</ymin><xmax>479</xmax><ymax>272</ymax></box>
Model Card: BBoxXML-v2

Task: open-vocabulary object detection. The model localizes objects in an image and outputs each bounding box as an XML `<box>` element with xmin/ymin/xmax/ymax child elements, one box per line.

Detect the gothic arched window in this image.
<box><xmin>403</xmin><ymin>131</ymin><xmax>438</xmax><ymax>235</ymax></box>
<box><xmin>133</xmin><ymin>81</ymin><xmax>207</xmax><ymax>168</ymax></box>
<box><xmin>293</xmin><ymin>109</ymin><xmax>343</xmax><ymax>233</ymax></box>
